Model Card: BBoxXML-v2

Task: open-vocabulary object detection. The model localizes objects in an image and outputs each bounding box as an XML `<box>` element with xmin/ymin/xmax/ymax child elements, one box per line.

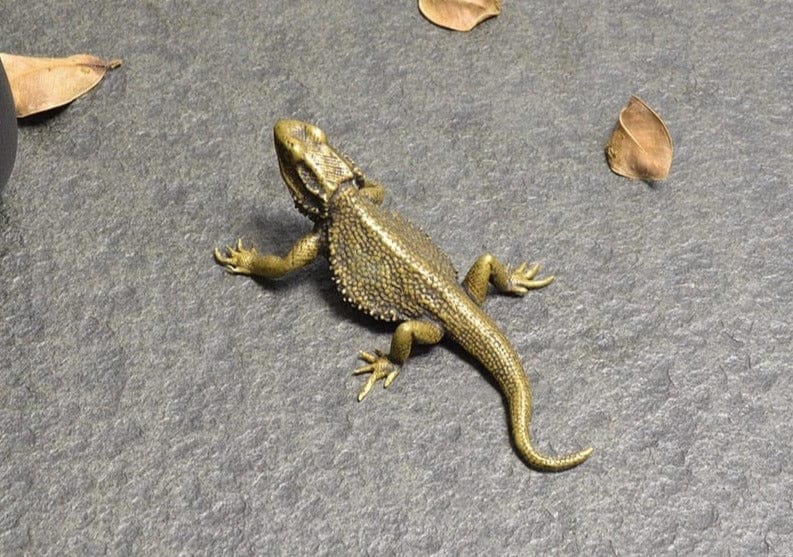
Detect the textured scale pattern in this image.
<box><xmin>327</xmin><ymin>187</ymin><xmax>457</xmax><ymax>322</ymax></box>
<box><xmin>214</xmin><ymin>119</ymin><xmax>593</xmax><ymax>472</ymax></box>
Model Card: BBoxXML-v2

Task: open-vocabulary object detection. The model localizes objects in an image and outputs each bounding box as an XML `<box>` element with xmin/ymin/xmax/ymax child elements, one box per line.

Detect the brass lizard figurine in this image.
<box><xmin>214</xmin><ymin>119</ymin><xmax>593</xmax><ymax>471</ymax></box>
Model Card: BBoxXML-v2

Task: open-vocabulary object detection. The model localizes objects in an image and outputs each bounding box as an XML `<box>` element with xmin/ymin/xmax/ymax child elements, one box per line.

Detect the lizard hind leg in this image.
<box><xmin>353</xmin><ymin>320</ymin><xmax>443</xmax><ymax>401</ymax></box>
<box><xmin>462</xmin><ymin>254</ymin><xmax>554</xmax><ymax>306</ymax></box>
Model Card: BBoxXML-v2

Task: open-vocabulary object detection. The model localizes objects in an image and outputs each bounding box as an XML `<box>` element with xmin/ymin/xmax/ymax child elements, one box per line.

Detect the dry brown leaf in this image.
<box><xmin>605</xmin><ymin>96</ymin><xmax>673</xmax><ymax>181</ymax></box>
<box><xmin>0</xmin><ymin>53</ymin><xmax>122</xmax><ymax>118</ymax></box>
<box><xmin>419</xmin><ymin>0</ymin><xmax>501</xmax><ymax>32</ymax></box>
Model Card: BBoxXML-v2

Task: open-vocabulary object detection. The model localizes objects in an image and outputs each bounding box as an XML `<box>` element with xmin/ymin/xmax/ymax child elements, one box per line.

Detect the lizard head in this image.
<box><xmin>273</xmin><ymin>119</ymin><xmax>358</xmax><ymax>220</ymax></box>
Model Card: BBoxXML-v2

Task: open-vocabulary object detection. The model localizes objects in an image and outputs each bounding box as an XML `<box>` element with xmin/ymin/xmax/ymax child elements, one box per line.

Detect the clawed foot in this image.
<box><xmin>353</xmin><ymin>350</ymin><xmax>400</xmax><ymax>401</ymax></box>
<box><xmin>508</xmin><ymin>262</ymin><xmax>554</xmax><ymax>295</ymax></box>
<box><xmin>214</xmin><ymin>239</ymin><xmax>257</xmax><ymax>275</ymax></box>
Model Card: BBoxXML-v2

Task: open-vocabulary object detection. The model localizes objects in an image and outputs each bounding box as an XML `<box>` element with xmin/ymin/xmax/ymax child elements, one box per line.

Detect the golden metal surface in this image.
<box><xmin>214</xmin><ymin>119</ymin><xmax>592</xmax><ymax>471</ymax></box>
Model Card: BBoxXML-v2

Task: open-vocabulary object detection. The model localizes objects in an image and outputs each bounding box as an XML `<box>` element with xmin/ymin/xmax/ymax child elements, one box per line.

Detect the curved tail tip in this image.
<box><xmin>522</xmin><ymin>444</ymin><xmax>594</xmax><ymax>472</ymax></box>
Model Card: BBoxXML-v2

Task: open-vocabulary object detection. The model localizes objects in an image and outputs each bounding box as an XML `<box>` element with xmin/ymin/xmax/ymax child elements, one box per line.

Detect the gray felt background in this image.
<box><xmin>2</xmin><ymin>1</ymin><xmax>792</xmax><ymax>555</ymax></box>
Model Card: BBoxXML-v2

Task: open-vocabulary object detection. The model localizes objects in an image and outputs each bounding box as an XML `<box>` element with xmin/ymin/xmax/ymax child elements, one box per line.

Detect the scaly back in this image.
<box><xmin>327</xmin><ymin>187</ymin><xmax>458</xmax><ymax>322</ymax></box>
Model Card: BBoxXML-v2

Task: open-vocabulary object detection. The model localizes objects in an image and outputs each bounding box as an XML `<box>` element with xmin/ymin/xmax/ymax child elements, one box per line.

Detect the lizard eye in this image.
<box><xmin>297</xmin><ymin>164</ymin><xmax>321</xmax><ymax>195</ymax></box>
<box><xmin>289</xmin><ymin>141</ymin><xmax>305</xmax><ymax>161</ymax></box>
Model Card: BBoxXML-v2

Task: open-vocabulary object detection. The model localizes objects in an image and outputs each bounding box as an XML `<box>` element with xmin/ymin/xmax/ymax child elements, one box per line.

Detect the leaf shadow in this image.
<box><xmin>17</xmin><ymin>105</ymin><xmax>69</xmax><ymax>126</ymax></box>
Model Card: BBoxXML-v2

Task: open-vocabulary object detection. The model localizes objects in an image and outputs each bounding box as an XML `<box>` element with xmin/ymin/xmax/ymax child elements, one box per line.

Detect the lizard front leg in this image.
<box><xmin>213</xmin><ymin>230</ymin><xmax>321</xmax><ymax>279</ymax></box>
<box><xmin>356</xmin><ymin>177</ymin><xmax>386</xmax><ymax>205</ymax></box>
<box><xmin>339</xmin><ymin>151</ymin><xmax>387</xmax><ymax>205</ymax></box>
<box><xmin>462</xmin><ymin>254</ymin><xmax>554</xmax><ymax>306</ymax></box>
<box><xmin>354</xmin><ymin>320</ymin><xmax>443</xmax><ymax>401</ymax></box>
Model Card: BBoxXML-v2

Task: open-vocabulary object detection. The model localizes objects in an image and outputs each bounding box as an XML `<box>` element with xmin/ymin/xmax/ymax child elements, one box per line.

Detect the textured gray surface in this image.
<box><xmin>2</xmin><ymin>1</ymin><xmax>792</xmax><ymax>554</ymax></box>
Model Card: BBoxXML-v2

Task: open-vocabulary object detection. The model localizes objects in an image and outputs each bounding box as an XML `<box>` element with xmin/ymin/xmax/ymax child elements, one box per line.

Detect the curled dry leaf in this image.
<box><xmin>605</xmin><ymin>96</ymin><xmax>673</xmax><ymax>181</ymax></box>
<box><xmin>419</xmin><ymin>0</ymin><xmax>501</xmax><ymax>32</ymax></box>
<box><xmin>0</xmin><ymin>53</ymin><xmax>122</xmax><ymax>118</ymax></box>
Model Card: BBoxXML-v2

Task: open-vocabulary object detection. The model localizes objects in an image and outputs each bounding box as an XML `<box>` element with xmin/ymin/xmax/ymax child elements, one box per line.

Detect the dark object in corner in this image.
<box><xmin>0</xmin><ymin>55</ymin><xmax>17</xmax><ymax>192</ymax></box>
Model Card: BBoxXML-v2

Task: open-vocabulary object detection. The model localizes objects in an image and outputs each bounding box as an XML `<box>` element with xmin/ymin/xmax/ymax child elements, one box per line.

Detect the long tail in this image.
<box><xmin>446</xmin><ymin>297</ymin><xmax>593</xmax><ymax>471</ymax></box>
<box><xmin>505</xmin><ymin>372</ymin><xmax>593</xmax><ymax>471</ymax></box>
